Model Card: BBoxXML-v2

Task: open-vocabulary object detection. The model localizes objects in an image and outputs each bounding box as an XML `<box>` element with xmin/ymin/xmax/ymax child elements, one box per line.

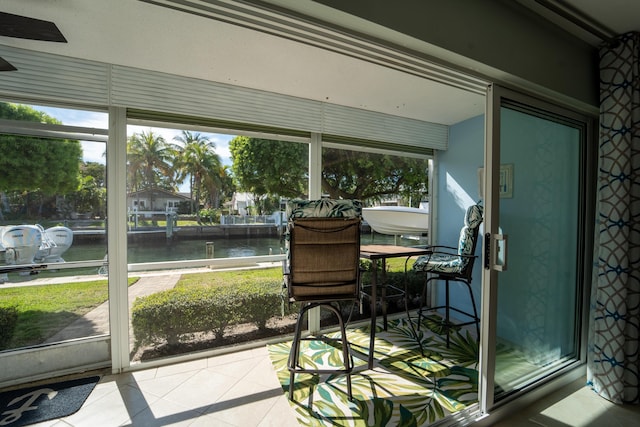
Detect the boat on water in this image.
<box><xmin>362</xmin><ymin>206</ymin><xmax>429</xmax><ymax>236</ymax></box>
<box><xmin>0</xmin><ymin>224</ymin><xmax>74</xmax><ymax>265</ymax></box>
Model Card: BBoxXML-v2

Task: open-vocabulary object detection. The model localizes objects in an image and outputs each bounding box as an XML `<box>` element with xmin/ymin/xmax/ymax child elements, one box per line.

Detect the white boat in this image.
<box><xmin>362</xmin><ymin>206</ymin><xmax>429</xmax><ymax>236</ymax></box>
<box><xmin>40</xmin><ymin>226</ymin><xmax>74</xmax><ymax>263</ymax></box>
<box><xmin>0</xmin><ymin>225</ymin><xmax>43</xmax><ymax>265</ymax></box>
<box><xmin>0</xmin><ymin>225</ymin><xmax>73</xmax><ymax>265</ymax></box>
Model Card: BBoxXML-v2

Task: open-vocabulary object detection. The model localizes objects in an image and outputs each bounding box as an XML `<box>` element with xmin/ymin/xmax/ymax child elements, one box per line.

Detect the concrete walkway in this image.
<box><xmin>44</xmin><ymin>273</ymin><xmax>181</xmax><ymax>343</ymax></box>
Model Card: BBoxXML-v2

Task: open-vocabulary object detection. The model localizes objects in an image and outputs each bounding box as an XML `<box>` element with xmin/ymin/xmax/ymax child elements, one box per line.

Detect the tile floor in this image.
<box><xmin>26</xmin><ymin>345</ymin><xmax>640</xmax><ymax>427</ymax></box>
<box><xmin>36</xmin><ymin>346</ymin><xmax>299</xmax><ymax>427</ymax></box>
<box><xmin>491</xmin><ymin>377</ymin><xmax>640</xmax><ymax>427</ymax></box>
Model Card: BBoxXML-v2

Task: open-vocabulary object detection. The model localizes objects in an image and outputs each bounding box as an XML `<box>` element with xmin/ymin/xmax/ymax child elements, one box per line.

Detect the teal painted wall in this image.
<box><xmin>441</xmin><ymin>110</ymin><xmax>580</xmax><ymax>360</ymax></box>
<box><xmin>435</xmin><ymin>115</ymin><xmax>485</xmax><ymax>317</ymax></box>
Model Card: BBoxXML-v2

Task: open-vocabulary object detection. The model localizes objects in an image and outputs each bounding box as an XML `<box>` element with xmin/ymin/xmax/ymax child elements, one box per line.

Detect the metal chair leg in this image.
<box><xmin>416</xmin><ymin>275</ymin><xmax>480</xmax><ymax>348</ymax></box>
<box><xmin>287</xmin><ymin>302</ymin><xmax>354</xmax><ymax>401</ymax></box>
<box><xmin>288</xmin><ymin>302</ymin><xmax>310</xmax><ymax>400</ymax></box>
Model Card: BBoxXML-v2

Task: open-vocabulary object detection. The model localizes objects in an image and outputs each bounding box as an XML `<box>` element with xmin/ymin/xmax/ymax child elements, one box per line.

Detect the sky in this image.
<box><xmin>33</xmin><ymin>105</ymin><xmax>235</xmax><ymax>192</ymax></box>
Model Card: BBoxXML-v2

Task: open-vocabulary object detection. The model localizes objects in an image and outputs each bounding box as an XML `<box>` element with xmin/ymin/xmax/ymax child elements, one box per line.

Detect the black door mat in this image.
<box><xmin>0</xmin><ymin>376</ymin><xmax>100</xmax><ymax>427</ymax></box>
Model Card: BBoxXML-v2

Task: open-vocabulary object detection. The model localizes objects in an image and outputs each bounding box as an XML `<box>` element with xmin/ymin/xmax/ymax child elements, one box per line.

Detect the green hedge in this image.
<box><xmin>131</xmin><ymin>267</ymin><xmax>425</xmax><ymax>349</ymax></box>
<box><xmin>131</xmin><ymin>279</ymin><xmax>292</xmax><ymax>348</ymax></box>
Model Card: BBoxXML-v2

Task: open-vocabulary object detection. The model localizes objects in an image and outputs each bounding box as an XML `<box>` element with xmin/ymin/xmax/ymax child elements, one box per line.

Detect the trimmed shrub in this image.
<box><xmin>132</xmin><ymin>286</ymin><xmax>242</xmax><ymax>346</ymax></box>
<box><xmin>234</xmin><ymin>281</ymin><xmax>284</xmax><ymax>330</ymax></box>
<box><xmin>0</xmin><ymin>306</ymin><xmax>19</xmax><ymax>349</ymax></box>
<box><xmin>131</xmin><ymin>279</ymin><xmax>290</xmax><ymax>348</ymax></box>
<box><xmin>131</xmin><ymin>267</ymin><xmax>420</xmax><ymax>349</ymax></box>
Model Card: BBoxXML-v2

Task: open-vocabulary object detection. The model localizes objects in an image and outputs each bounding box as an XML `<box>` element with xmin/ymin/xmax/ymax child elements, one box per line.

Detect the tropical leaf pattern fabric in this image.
<box><xmin>413</xmin><ymin>251</ymin><xmax>466</xmax><ymax>274</ymax></box>
<box><xmin>286</xmin><ymin>199</ymin><xmax>363</xmax><ymax>219</ymax></box>
<box><xmin>588</xmin><ymin>31</ymin><xmax>640</xmax><ymax>405</ymax></box>
<box><xmin>268</xmin><ymin>316</ymin><xmax>480</xmax><ymax>426</ymax></box>
<box><xmin>463</xmin><ymin>204</ymin><xmax>483</xmax><ymax>229</ymax></box>
<box><xmin>413</xmin><ymin>204</ymin><xmax>483</xmax><ymax>274</ymax></box>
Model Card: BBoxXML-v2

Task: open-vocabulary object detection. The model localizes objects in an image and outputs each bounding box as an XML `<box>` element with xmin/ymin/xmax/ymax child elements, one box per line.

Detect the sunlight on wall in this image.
<box><xmin>445</xmin><ymin>171</ymin><xmax>476</xmax><ymax>210</ymax></box>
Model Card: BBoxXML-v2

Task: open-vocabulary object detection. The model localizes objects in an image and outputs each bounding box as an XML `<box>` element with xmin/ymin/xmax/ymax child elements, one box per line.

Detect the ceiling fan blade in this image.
<box><xmin>0</xmin><ymin>56</ymin><xmax>17</xmax><ymax>71</ymax></box>
<box><xmin>0</xmin><ymin>12</ymin><xmax>67</xmax><ymax>42</ymax></box>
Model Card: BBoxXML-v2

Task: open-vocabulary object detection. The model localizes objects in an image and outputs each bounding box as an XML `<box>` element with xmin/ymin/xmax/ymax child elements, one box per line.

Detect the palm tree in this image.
<box><xmin>127</xmin><ymin>130</ymin><xmax>178</xmax><ymax>191</ymax></box>
<box><xmin>173</xmin><ymin>131</ymin><xmax>223</xmax><ymax>215</ymax></box>
<box><xmin>127</xmin><ymin>130</ymin><xmax>178</xmax><ymax>210</ymax></box>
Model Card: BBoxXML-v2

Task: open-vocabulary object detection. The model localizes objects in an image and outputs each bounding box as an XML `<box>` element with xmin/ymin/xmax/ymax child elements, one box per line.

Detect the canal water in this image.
<box><xmin>61</xmin><ymin>232</ymin><xmax>428</xmax><ymax>264</ymax></box>
<box><xmin>1</xmin><ymin>231</ymin><xmax>428</xmax><ymax>283</ymax></box>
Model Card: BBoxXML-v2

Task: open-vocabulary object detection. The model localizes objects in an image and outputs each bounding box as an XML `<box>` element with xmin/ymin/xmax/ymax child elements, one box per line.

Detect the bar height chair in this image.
<box><xmin>412</xmin><ymin>204</ymin><xmax>483</xmax><ymax>346</ymax></box>
<box><xmin>283</xmin><ymin>199</ymin><xmax>362</xmax><ymax>401</ymax></box>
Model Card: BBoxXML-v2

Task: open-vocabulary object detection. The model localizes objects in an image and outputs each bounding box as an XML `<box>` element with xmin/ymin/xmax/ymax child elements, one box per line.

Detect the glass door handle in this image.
<box><xmin>494</xmin><ymin>234</ymin><xmax>507</xmax><ymax>271</ymax></box>
<box><xmin>484</xmin><ymin>233</ymin><xmax>508</xmax><ymax>271</ymax></box>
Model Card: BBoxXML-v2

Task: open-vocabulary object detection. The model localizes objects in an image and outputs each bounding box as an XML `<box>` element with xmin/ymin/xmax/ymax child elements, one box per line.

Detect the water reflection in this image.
<box><xmin>61</xmin><ymin>232</ymin><xmax>426</xmax><ymax>264</ymax></box>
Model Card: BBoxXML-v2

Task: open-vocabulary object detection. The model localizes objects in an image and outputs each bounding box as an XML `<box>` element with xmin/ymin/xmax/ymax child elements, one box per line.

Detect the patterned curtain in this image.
<box><xmin>588</xmin><ymin>31</ymin><xmax>640</xmax><ymax>405</ymax></box>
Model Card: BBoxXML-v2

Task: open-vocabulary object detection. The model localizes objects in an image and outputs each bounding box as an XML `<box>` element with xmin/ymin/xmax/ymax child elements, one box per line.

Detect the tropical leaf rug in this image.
<box><xmin>267</xmin><ymin>315</ymin><xmax>480</xmax><ymax>427</ymax></box>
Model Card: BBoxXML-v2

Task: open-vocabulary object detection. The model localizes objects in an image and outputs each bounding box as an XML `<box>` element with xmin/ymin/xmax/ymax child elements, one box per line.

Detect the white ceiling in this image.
<box><xmin>0</xmin><ymin>1</ymin><xmax>637</xmax><ymax>126</ymax></box>
<box><xmin>1</xmin><ymin>0</ymin><xmax>487</xmax><ymax>126</ymax></box>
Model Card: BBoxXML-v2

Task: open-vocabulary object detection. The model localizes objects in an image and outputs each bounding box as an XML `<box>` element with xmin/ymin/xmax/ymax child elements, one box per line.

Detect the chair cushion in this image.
<box><xmin>413</xmin><ymin>252</ymin><xmax>465</xmax><ymax>274</ymax></box>
<box><xmin>287</xmin><ymin>199</ymin><xmax>362</xmax><ymax>219</ymax></box>
<box><xmin>465</xmin><ymin>204</ymin><xmax>483</xmax><ymax>229</ymax></box>
<box><xmin>412</xmin><ymin>204</ymin><xmax>482</xmax><ymax>275</ymax></box>
<box><xmin>458</xmin><ymin>226</ymin><xmax>475</xmax><ymax>257</ymax></box>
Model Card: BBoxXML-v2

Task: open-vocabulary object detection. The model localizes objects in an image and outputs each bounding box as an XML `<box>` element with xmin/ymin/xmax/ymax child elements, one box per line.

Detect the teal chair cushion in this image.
<box><xmin>286</xmin><ymin>199</ymin><xmax>362</xmax><ymax>219</ymax></box>
<box><xmin>464</xmin><ymin>204</ymin><xmax>483</xmax><ymax>228</ymax></box>
<box><xmin>284</xmin><ymin>198</ymin><xmax>362</xmax><ymax>252</ymax></box>
<box><xmin>413</xmin><ymin>252</ymin><xmax>466</xmax><ymax>274</ymax></box>
<box><xmin>413</xmin><ymin>204</ymin><xmax>483</xmax><ymax>274</ymax></box>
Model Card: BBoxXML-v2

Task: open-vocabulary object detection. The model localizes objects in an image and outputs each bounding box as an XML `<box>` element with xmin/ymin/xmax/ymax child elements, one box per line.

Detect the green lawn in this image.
<box><xmin>0</xmin><ymin>278</ymin><xmax>137</xmax><ymax>349</ymax></box>
<box><xmin>177</xmin><ymin>267</ymin><xmax>282</xmax><ymax>288</ymax></box>
<box><xmin>0</xmin><ymin>257</ymin><xmax>424</xmax><ymax>351</ymax></box>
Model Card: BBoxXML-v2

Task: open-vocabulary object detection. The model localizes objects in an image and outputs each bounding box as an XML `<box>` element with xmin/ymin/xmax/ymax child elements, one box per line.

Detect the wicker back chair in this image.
<box><xmin>283</xmin><ymin>199</ymin><xmax>362</xmax><ymax>401</ymax></box>
<box><xmin>412</xmin><ymin>204</ymin><xmax>483</xmax><ymax>346</ymax></box>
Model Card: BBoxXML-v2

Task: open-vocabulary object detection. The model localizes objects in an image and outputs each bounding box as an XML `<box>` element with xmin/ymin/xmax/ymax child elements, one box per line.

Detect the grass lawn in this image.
<box><xmin>1</xmin><ymin>256</ymin><xmax>424</xmax><ymax>351</ymax></box>
<box><xmin>177</xmin><ymin>267</ymin><xmax>282</xmax><ymax>288</ymax></box>
<box><xmin>175</xmin><ymin>258</ymin><xmax>420</xmax><ymax>289</ymax></box>
<box><xmin>0</xmin><ymin>278</ymin><xmax>137</xmax><ymax>349</ymax></box>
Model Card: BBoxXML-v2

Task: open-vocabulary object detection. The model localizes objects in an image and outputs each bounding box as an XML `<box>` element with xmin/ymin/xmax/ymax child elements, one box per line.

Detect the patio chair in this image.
<box><xmin>412</xmin><ymin>204</ymin><xmax>483</xmax><ymax>346</ymax></box>
<box><xmin>283</xmin><ymin>199</ymin><xmax>362</xmax><ymax>401</ymax></box>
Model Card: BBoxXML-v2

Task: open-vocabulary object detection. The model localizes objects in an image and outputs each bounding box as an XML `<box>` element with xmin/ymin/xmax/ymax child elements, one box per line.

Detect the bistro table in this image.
<box><xmin>359</xmin><ymin>244</ymin><xmax>431</xmax><ymax>369</ymax></box>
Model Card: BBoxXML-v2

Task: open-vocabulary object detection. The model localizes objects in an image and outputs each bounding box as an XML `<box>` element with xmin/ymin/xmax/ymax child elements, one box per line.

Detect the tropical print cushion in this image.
<box><xmin>458</xmin><ymin>226</ymin><xmax>475</xmax><ymax>257</ymax></box>
<box><xmin>413</xmin><ymin>204</ymin><xmax>483</xmax><ymax>274</ymax></box>
<box><xmin>465</xmin><ymin>204</ymin><xmax>483</xmax><ymax>228</ymax></box>
<box><xmin>413</xmin><ymin>252</ymin><xmax>466</xmax><ymax>274</ymax></box>
<box><xmin>286</xmin><ymin>199</ymin><xmax>362</xmax><ymax>219</ymax></box>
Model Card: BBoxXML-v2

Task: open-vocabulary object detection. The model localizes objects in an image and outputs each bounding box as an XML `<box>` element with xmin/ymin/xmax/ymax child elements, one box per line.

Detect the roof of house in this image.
<box><xmin>126</xmin><ymin>187</ymin><xmax>192</xmax><ymax>201</ymax></box>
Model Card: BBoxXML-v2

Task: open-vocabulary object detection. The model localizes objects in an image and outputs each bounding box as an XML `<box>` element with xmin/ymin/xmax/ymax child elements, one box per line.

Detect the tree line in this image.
<box><xmin>0</xmin><ymin>102</ymin><xmax>428</xmax><ymax>221</ymax></box>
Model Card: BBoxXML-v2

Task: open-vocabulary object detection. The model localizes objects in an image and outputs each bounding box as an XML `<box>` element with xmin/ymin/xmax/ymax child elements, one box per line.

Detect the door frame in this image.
<box><xmin>479</xmin><ymin>84</ymin><xmax>597</xmax><ymax>415</ymax></box>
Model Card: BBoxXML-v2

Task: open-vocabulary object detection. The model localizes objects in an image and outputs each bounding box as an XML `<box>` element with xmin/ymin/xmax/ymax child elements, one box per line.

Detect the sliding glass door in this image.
<box><xmin>480</xmin><ymin>85</ymin><xmax>594</xmax><ymax>410</ymax></box>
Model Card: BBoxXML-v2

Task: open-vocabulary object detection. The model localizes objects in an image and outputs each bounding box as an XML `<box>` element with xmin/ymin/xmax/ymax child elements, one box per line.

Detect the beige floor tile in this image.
<box><xmin>161</xmin><ymin>369</ymin><xmax>241</xmax><ymax>410</ymax></box>
<box><xmin>187</xmin><ymin>413</ymin><xmax>238</xmax><ymax>427</ymax></box>
<box><xmin>154</xmin><ymin>358</ymin><xmax>208</xmax><ymax>378</ymax></box>
<box><xmin>128</xmin><ymin>367</ymin><xmax>159</xmax><ymax>382</ymax></box>
<box><xmin>63</xmin><ymin>383</ymin><xmax>154</xmax><ymax>427</ymax></box>
<box><xmin>125</xmin><ymin>398</ymin><xmax>204</xmax><ymax>427</ymax></box>
<box><xmin>244</xmin><ymin>356</ymin><xmax>284</xmax><ymax>389</ymax></box>
<box><xmin>23</xmin><ymin>343</ymin><xmax>640</xmax><ymax>427</ymax></box>
<box><xmin>258</xmin><ymin>395</ymin><xmax>300</xmax><ymax>427</ymax></box>
<box><xmin>203</xmin><ymin>378</ymin><xmax>283</xmax><ymax>426</ymax></box>
<box><xmin>134</xmin><ymin>370</ymin><xmax>198</xmax><ymax>400</ymax></box>
<box><xmin>207</xmin><ymin>348</ymin><xmax>259</xmax><ymax>368</ymax></box>
<box><xmin>207</xmin><ymin>356</ymin><xmax>267</xmax><ymax>380</ymax></box>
